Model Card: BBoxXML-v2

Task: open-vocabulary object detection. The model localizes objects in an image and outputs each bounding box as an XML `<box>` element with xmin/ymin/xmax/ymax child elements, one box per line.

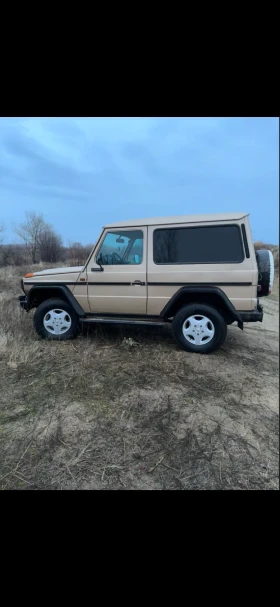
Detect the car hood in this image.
<box><xmin>32</xmin><ymin>266</ymin><xmax>84</xmax><ymax>276</ymax></box>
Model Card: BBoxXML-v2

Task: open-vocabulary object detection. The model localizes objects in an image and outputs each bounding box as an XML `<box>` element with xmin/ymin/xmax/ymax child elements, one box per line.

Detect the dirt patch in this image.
<box><xmin>0</xmin><ymin>267</ymin><xmax>278</xmax><ymax>490</ymax></box>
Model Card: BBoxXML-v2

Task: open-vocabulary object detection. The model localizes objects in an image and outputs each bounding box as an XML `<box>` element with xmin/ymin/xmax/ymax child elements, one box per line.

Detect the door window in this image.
<box><xmin>96</xmin><ymin>230</ymin><xmax>143</xmax><ymax>265</ymax></box>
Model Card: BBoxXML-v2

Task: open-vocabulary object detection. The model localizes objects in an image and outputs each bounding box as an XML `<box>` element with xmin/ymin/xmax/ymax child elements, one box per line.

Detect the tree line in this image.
<box><xmin>0</xmin><ymin>212</ymin><xmax>94</xmax><ymax>267</ymax></box>
<box><xmin>0</xmin><ymin>213</ymin><xmax>278</xmax><ymax>270</ymax></box>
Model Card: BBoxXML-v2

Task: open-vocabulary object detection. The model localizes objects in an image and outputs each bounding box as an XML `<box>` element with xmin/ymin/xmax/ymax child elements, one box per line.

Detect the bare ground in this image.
<box><xmin>0</xmin><ymin>266</ymin><xmax>279</xmax><ymax>490</ymax></box>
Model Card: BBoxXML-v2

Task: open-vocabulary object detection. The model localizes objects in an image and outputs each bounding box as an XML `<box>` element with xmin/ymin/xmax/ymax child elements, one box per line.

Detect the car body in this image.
<box><xmin>19</xmin><ymin>212</ymin><xmax>273</xmax><ymax>353</ymax></box>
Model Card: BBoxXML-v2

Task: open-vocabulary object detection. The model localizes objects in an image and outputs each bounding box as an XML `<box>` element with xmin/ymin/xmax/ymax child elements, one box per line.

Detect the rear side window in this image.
<box><xmin>153</xmin><ymin>225</ymin><xmax>244</xmax><ymax>264</ymax></box>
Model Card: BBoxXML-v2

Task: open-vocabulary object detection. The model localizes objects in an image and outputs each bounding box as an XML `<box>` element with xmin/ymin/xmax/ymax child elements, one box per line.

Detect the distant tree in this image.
<box><xmin>83</xmin><ymin>243</ymin><xmax>94</xmax><ymax>260</ymax></box>
<box><xmin>254</xmin><ymin>241</ymin><xmax>275</xmax><ymax>251</ymax></box>
<box><xmin>67</xmin><ymin>242</ymin><xmax>94</xmax><ymax>266</ymax></box>
<box><xmin>15</xmin><ymin>211</ymin><xmax>49</xmax><ymax>263</ymax></box>
<box><xmin>0</xmin><ymin>245</ymin><xmax>12</xmax><ymax>267</ymax></box>
<box><xmin>40</xmin><ymin>228</ymin><xmax>63</xmax><ymax>263</ymax></box>
<box><xmin>68</xmin><ymin>241</ymin><xmax>85</xmax><ymax>266</ymax></box>
<box><xmin>0</xmin><ymin>224</ymin><xmax>5</xmax><ymax>267</ymax></box>
<box><xmin>0</xmin><ymin>223</ymin><xmax>4</xmax><ymax>245</ymax></box>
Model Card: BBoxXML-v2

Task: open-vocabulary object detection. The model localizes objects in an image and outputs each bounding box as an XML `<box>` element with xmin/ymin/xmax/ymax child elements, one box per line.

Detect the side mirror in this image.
<box><xmin>92</xmin><ymin>257</ymin><xmax>104</xmax><ymax>272</ymax></box>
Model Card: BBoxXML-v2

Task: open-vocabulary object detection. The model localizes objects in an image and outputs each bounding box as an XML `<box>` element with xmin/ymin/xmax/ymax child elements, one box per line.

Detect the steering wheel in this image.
<box><xmin>112</xmin><ymin>252</ymin><xmax>123</xmax><ymax>264</ymax></box>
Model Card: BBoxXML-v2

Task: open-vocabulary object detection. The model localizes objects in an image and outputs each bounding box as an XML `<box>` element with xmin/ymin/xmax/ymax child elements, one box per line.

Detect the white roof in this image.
<box><xmin>105</xmin><ymin>212</ymin><xmax>249</xmax><ymax>229</ymax></box>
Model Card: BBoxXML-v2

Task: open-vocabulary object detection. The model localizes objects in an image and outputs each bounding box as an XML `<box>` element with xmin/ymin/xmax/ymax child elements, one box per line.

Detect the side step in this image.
<box><xmin>80</xmin><ymin>317</ymin><xmax>167</xmax><ymax>327</ymax></box>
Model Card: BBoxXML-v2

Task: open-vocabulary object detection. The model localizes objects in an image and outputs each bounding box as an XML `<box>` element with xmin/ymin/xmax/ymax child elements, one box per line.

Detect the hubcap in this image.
<box><xmin>43</xmin><ymin>309</ymin><xmax>72</xmax><ymax>335</ymax></box>
<box><xmin>182</xmin><ymin>315</ymin><xmax>215</xmax><ymax>346</ymax></box>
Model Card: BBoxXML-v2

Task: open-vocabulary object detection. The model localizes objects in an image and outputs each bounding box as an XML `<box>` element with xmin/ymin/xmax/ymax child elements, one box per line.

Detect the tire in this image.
<box><xmin>172</xmin><ymin>304</ymin><xmax>227</xmax><ymax>354</ymax></box>
<box><xmin>33</xmin><ymin>298</ymin><xmax>79</xmax><ymax>340</ymax></box>
<box><xmin>255</xmin><ymin>249</ymin><xmax>274</xmax><ymax>297</ymax></box>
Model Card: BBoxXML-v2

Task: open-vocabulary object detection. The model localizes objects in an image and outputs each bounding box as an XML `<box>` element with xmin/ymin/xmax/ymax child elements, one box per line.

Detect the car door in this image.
<box><xmin>84</xmin><ymin>226</ymin><xmax>147</xmax><ymax>315</ymax></box>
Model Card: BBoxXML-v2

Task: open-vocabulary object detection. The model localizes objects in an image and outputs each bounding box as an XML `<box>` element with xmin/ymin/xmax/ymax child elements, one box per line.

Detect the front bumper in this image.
<box><xmin>19</xmin><ymin>295</ymin><xmax>29</xmax><ymax>311</ymax></box>
<box><xmin>238</xmin><ymin>304</ymin><xmax>263</xmax><ymax>323</ymax></box>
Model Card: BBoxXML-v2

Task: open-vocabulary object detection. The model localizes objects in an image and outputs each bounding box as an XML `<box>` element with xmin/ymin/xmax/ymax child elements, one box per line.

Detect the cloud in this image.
<box><xmin>0</xmin><ymin>117</ymin><xmax>278</xmax><ymax>245</ymax></box>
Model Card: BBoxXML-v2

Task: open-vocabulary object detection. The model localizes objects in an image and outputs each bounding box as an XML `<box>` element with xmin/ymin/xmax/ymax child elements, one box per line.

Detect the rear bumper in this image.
<box><xmin>238</xmin><ymin>305</ymin><xmax>263</xmax><ymax>323</ymax></box>
<box><xmin>19</xmin><ymin>295</ymin><xmax>29</xmax><ymax>311</ymax></box>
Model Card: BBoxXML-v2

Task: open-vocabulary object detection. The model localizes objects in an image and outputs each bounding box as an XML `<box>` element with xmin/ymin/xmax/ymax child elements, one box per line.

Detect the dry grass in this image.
<box><xmin>270</xmin><ymin>274</ymin><xmax>279</xmax><ymax>301</ymax></box>
<box><xmin>0</xmin><ymin>266</ymin><xmax>278</xmax><ymax>490</ymax></box>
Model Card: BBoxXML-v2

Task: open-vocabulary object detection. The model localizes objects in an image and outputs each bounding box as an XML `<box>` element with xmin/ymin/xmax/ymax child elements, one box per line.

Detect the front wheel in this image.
<box><xmin>172</xmin><ymin>304</ymin><xmax>227</xmax><ymax>354</ymax></box>
<box><xmin>33</xmin><ymin>298</ymin><xmax>79</xmax><ymax>340</ymax></box>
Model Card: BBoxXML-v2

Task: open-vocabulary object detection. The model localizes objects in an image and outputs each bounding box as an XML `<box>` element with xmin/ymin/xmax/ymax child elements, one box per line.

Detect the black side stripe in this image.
<box><xmin>25</xmin><ymin>281</ymin><xmax>252</xmax><ymax>287</ymax></box>
<box><xmin>24</xmin><ymin>281</ymin><xmax>78</xmax><ymax>286</ymax></box>
<box><xmin>148</xmin><ymin>282</ymin><xmax>252</xmax><ymax>286</ymax></box>
<box><xmin>87</xmin><ymin>282</ymin><xmax>132</xmax><ymax>286</ymax></box>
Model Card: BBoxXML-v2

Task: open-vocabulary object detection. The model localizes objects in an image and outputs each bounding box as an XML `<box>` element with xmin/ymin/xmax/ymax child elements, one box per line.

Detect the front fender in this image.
<box><xmin>26</xmin><ymin>285</ymin><xmax>85</xmax><ymax>316</ymax></box>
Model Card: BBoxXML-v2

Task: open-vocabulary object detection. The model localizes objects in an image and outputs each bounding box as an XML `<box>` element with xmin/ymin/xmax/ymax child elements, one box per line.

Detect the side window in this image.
<box><xmin>97</xmin><ymin>230</ymin><xmax>144</xmax><ymax>265</ymax></box>
<box><xmin>127</xmin><ymin>238</ymin><xmax>143</xmax><ymax>264</ymax></box>
<box><xmin>153</xmin><ymin>225</ymin><xmax>244</xmax><ymax>264</ymax></box>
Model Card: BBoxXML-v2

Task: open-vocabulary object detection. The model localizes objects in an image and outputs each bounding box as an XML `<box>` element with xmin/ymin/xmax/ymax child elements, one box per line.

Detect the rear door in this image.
<box><xmin>85</xmin><ymin>226</ymin><xmax>147</xmax><ymax>315</ymax></box>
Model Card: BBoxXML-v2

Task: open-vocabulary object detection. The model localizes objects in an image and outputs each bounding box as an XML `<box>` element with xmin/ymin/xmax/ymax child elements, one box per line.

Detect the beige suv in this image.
<box><xmin>19</xmin><ymin>212</ymin><xmax>274</xmax><ymax>354</ymax></box>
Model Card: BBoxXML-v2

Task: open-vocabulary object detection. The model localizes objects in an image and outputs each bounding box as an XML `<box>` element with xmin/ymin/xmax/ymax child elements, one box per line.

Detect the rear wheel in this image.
<box><xmin>34</xmin><ymin>298</ymin><xmax>79</xmax><ymax>340</ymax></box>
<box><xmin>172</xmin><ymin>304</ymin><xmax>227</xmax><ymax>354</ymax></box>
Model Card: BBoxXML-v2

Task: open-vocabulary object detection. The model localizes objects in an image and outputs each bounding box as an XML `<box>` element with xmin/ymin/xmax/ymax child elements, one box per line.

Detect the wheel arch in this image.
<box><xmin>26</xmin><ymin>285</ymin><xmax>85</xmax><ymax>316</ymax></box>
<box><xmin>160</xmin><ymin>286</ymin><xmax>242</xmax><ymax>325</ymax></box>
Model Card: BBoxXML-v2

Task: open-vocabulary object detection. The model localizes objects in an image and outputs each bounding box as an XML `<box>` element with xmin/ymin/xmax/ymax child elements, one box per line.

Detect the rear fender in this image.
<box><xmin>161</xmin><ymin>286</ymin><xmax>243</xmax><ymax>325</ymax></box>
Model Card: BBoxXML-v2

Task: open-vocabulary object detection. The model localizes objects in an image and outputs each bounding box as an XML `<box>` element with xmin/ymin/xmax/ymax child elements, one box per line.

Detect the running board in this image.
<box><xmin>80</xmin><ymin>317</ymin><xmax>167</xmax><ymax>327</ymax></box>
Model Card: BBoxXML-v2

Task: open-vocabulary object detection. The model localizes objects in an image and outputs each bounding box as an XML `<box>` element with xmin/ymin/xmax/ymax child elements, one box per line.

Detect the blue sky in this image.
<box><xmin>0</xmin><ymin>117</ymin><xmax>279</xmax><ymax>245</ymax></box>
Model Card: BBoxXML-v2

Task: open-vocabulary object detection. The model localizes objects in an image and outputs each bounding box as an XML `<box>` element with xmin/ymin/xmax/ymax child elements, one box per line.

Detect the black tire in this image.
<box><xmin>255</xmin><ymin>249</ymin><xmax>274</xmax><ymax>297</ymax></box>
<box><xmin>172</xmin><ymin>304</ymin><xmax>227</xmax><ymax>354</ymax></box>
<box><xmin>33</xmin><ymin>298</ymin><xmax>79</xmax><ymax>340</ymax></box>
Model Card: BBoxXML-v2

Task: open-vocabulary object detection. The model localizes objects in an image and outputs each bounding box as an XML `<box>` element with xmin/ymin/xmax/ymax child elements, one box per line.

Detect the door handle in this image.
<box><xmin>131</xmin><ymin>281</ymin><xmax>145</xmax><ymax>286</ymax></box>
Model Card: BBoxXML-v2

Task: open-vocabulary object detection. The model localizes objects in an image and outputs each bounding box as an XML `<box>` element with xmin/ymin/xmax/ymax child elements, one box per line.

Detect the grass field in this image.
<box><xmin>0</xmin><ymin>265</ymin><xmax>279</xmax><ymax>490</ymax></box>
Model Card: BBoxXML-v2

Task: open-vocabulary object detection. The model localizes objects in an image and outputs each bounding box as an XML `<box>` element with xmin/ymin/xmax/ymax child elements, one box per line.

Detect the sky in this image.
<box><xmin>0</xmin><ymin>117</ymin><xmax>279</xmax><ymax>245</ymax></box>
